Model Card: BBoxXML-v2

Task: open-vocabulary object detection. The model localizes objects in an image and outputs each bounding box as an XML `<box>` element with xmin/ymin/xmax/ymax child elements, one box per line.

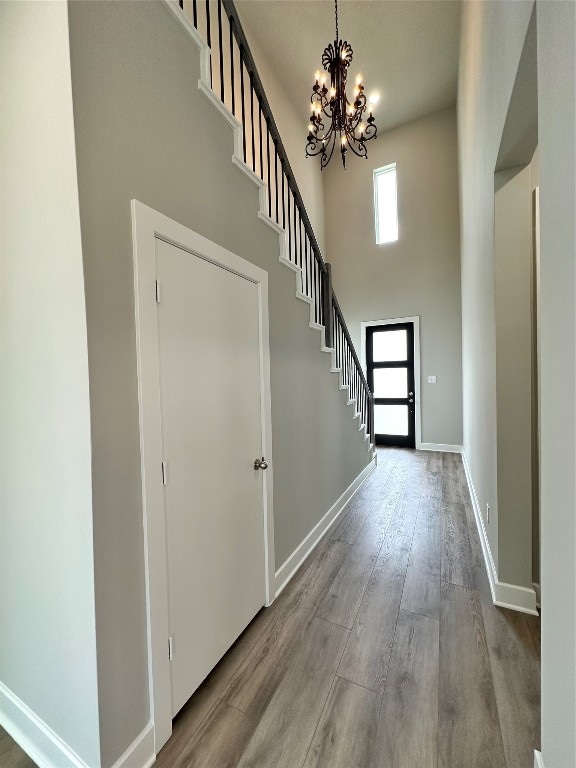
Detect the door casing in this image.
<box><xmin>361</xmin><ymin>316</ymin><xmax>422</xmax><ymax>449</ymax></box>
<box><xmin>131</xmin><ymin>200</ymin><xmax>275</xmax><ymax>752</ymax></box>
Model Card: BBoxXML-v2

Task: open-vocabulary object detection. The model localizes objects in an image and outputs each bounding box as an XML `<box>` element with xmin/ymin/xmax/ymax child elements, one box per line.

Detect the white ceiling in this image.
<box><xmin>236</xmin><ymin>0</ymin><xmax>462</xmax><ymax>134</ymax></box>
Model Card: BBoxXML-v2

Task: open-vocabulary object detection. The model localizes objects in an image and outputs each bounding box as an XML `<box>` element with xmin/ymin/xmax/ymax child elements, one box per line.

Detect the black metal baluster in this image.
<box><xmin>304</xmin><ymin>237</ymin><xmax>309</xmax><ymax>298</ymax></box>
<box><xmin>259</xmin><ymin>100</ymin><xmax>264</xmax><ymax>179</ymax></box>
<box><xmin>267</xmin><ymin>126</ymin><xmax>271</xmax><ymax>217</ymax></box>
<box><xmin>217</xmin><ymin>0</ymin><xmax>224</xmax><ymax>102</ymax></box>
<box><xmin>229</xmin><ymin>15</ymin><xmax>235</xmax><ymax>115</ymax></box>
<box><xmin>298</xmin><ymin>214</ymin><xmax>302</xmax><ymax>276</ymax></box>
<box><xmin>193</xmin><ymin>0</ymin><xmax>198</xmax><ymax>27</ymax></box>
<box><xmin>274</xmin><ymin>145</ymin><xmax>279</xmax><ymax>224</ymax></box>
<box><xmin>293</xmin><ymin>194</ymin><xmax>297</xmax><ymax>266</ymax></box>
<box><xmin>179</xmin><ymin>0</ymin><xmax>183</xmax><ymax>9</ymax></box>
<box><xmin>282</xmin><ymin>166</ymin><xmax>286</xmax><ymax>229</ymax></box>
<box><xmin>206</xmin><ymin>0</ymin><xmax>212</xmax><ymax>86</ymax></box>
<box><xmin>240</xmin><ymin>52</ymin><xmax>246</xmax><ymax>161</ymax></box>
<box><xmin>287</xmin><ymin>183</ymin><xmax>292</xmax><ymax>263</ymax></box>
<box><xmin>250</xmin><ymin>74</ymin><xmax>255</xmax><ymax>172</ymax></box>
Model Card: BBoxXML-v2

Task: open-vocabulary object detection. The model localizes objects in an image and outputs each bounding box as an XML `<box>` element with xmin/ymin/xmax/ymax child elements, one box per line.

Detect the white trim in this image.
<box><xmin>462</xmin><ymin>452</ymin><xmax>538</xmax><ymax>616</ymax></box>
<box><xmin>534</xmin><ymin>750</ymin><xmax>545</xmax><ymax>768</ymax></box>
<box><xmin>131</xmin><ymin>200</ymin><xmax>275</xmax><ymax>753</ymax></box>
<box><xmin>110</xmin><ymin>724</ymin><xmax>155</xmax><ymax>768</ymax></box>
<box><xmin>0</xmin><ymin>681</ymin><xmax>91</xmax><ymax>768</ymax></box>
<box><xmin>360</xmin><ymin>316</ymin><xmax>422</xmax><ymax>448</ymax></box>
<box><xmin>418</xmin><ymin>443</ymin><xmax>462</xmax><ymax>453</ymax></box>
<box><xmin>533</xmin><ymin>582</ymin><xmax>541</xmax><ymax>609</ymax></box>
<box><xmin>274</xmin><ymin>457</ymin><xmax>377</xmax><ymax>596</ymax></box>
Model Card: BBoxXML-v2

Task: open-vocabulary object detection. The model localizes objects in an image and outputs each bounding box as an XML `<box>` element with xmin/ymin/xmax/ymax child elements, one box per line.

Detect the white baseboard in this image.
<box><xmin>461</xmin><ymin>452</ymin><xmax>538</xmax><ymax>616</ymax></box>
<box><xmin>417</xmin><ymin>442</ymin><xmax>462</xmax><ymax>453</ymax></box>
<box><xmin>0</xmin><ymin>681</ymin><xmax>92</xmax><ymax>768</ymax></box>
<box><xmin>534</xmin><ymin>750</ymin><xmax>545</xmax><ymax>768</ymax></box>
<box><xmin>110</xmin><ymin>723</ymin><xmax>155</xmax><ymax>768</ymax></box>
<box><xmin>274</xmin><ymin>457</ymin><xmax>377</xmax><ymax>596</ymax></box>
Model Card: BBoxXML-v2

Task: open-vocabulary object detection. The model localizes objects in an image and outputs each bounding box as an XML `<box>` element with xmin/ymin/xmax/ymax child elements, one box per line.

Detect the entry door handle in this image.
<box><xmin>254</xmin><ymin>457</ymin><xmax>268</xmax><ymax>470</ymax></box>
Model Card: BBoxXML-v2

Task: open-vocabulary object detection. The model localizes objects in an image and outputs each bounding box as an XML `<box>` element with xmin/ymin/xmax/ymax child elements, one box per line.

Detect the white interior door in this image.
<box><xmin>155</xmin><ymin>237</ymin><xmax>267</xmax><ymax>717</ymax></box>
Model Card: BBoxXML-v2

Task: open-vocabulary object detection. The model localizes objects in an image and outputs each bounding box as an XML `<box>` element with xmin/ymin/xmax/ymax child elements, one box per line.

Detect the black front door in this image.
<box><xmin>366</xmin><ymin>322</ymin><xmax>416</xmax><ymax>448</ymax></box>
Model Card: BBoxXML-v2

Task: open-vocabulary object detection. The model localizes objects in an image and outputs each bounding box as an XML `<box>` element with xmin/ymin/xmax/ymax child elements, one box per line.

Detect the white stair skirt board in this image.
<box><xmin>0</xmin><ymin>681</ymin><xmax>91</xmax><ymax>768</ymax></box>
<box><xmin>534</xmin><ymin>750</ymin><xmax>545</xmax><ymax>768</ymax></box>
<box><xmin>417</xmin><ymin>443</ymin><xmax>463</xmax><ymax>453</ymax></box>
<box><xmin>162</xmin><ymin>0</ymin><xmax>372</xmax><ymax>452</ymax></box>
<box><xmin>274</xmin><ymin>457</ymin><xmax>377</xmax><ymax>597</ymax></box>
<box><xmin>462</xmin><ymin>452</ymin><xmax>538</xmax><ymax>616</ymax></box>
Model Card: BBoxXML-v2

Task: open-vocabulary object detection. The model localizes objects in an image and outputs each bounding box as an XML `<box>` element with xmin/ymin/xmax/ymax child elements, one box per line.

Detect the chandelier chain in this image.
<box><xmin>334</xmin><ymin>0</ymin><xmax>339</xmax><ymax>41</ymax></box>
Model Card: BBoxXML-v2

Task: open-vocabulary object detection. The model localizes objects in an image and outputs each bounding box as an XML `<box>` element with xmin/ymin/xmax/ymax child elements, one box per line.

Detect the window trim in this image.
<box><xmin>373</xmin><ymin>163</ymin><xmax>399</xmax><ymax>245</ymax></box>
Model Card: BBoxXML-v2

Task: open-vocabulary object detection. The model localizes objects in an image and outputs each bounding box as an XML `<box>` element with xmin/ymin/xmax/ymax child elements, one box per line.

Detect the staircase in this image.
<box><xmin>166</xmin><ymin>0</ymin><xmax>375</xmax><ymax>451</ymax></box>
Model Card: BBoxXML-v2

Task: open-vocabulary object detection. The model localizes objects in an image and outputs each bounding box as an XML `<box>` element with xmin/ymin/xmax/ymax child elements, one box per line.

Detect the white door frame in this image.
<box><xmin>131</xmin><ymin>200</ymin><xmax>275</xmax><ymax>752</ymax></box>
<box><xmin>360</xmin><ymin>316</ymin><xmax>422</xmax><ymax>449</ymax></box>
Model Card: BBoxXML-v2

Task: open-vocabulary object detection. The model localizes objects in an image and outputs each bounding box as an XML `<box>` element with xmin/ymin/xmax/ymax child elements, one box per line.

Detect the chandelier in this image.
<box><xmin>306</xmin><ymin>0</ymin><xmax>378</xmax><ymax>169</ymax></box>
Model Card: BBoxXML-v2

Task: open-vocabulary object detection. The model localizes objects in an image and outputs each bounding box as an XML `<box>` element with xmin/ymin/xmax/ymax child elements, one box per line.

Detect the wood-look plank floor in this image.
<box><xmin>4</xmin><ymin>449</ymin><xmax>540</xmax><ymax>768</ymax></box>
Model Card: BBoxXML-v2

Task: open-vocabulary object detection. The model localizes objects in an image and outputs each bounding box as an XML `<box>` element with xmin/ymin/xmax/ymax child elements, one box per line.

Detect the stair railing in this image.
<box><xmin>177</xmin><ymin>0</ymin><xmax>374</xmax><ymax>444</ymax></box>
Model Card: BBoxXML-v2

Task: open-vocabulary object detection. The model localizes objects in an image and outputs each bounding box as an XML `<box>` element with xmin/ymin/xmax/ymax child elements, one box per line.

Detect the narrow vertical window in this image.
<box><xmin>374</xmin><ymin>163</ymin><xmax>399</xmax><ymax>244</ymax></box>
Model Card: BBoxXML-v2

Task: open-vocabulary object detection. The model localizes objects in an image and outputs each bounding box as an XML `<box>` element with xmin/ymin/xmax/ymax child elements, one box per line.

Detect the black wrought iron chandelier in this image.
<box><xmin>306</xmin><ymin>0</ymin><xmax>378</xmax><ymax>169</ymax></box>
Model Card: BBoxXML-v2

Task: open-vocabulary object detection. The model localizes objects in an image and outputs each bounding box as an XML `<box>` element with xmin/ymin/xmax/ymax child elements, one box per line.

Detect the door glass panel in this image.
<box><xmin>375</xmin><ymin>404</ymin><xmax>409</xmax><ymax>436</ymax></box>
<box><xmin>373</xmin><ymin>368</ymin><xmax>408</xmax><ymax>399</ymax></box>
<box><xmin>372</xmin><ymin>329</ymin><xmax>407</xmax><ymax>361</ymax></box>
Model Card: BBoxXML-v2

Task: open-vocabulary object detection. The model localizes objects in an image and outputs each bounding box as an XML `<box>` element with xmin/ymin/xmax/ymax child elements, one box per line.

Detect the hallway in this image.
<box><xmin>155</xmin><ymin>448</ymin><xmax>540</xmax><ymax>768</ymax></box>
<box><xmin>0</xmin><ymin>449</ymin><xmax>540</xmax><ymax>768</ymax></box>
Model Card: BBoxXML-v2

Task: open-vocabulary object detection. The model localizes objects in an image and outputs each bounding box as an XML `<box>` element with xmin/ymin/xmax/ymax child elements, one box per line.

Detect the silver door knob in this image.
<box><xmin>254</xmin><ymin>457</ymin><xmax>268</xmax><ymax>470</ymax></box>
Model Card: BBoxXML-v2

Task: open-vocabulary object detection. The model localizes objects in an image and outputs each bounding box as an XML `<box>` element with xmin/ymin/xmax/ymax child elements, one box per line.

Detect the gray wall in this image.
<box><xmin>537</xmin><ymin>1</ymin><xmax>576</xmax><ymax>765</ymax></box>
<box><xmin>67</xmin><ymin>2</ymin><xmax>371</xmax><ymax>765</ymax></box>
<box><xmin>494</xmin><ymin>163</ymin><xmax>534</xmax><ymax>588</ymax></box>
<box><xmin>324</xmin><ymin>107</ymin><xmax>463</xmax><ymax>448</ymax></box>
<box><xmin>459</xmin><ymin>0</ymin><xmax>576</xmax><ymax>764</ymax></box>
<box><xmin>458</xmin><ymin>0</ymin><xmax>534</xmax><ymax>578</ymax></box>
<box><xmin>0</xmin><ymin>2</ymin><xmax>100</xmax><ymax>765</ymax></box>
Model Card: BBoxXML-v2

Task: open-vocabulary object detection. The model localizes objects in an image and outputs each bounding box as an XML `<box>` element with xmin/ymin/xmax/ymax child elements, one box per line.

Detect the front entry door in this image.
<box><xmin>155</xmin><ymin>237</ymin><xmax>267</xmax><ymax>717</ymax></box>
<box><xmin>366</xmin><ymin>322</ymin><xmax>416</xmax><ymax>448</ymax></box>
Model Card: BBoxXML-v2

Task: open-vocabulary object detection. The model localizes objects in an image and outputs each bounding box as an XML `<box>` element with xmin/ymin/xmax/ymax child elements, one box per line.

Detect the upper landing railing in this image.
<box><xmin>177</xmin><ymin>0</ymin><xmax>374</xmax><ymax>443</ymax></box>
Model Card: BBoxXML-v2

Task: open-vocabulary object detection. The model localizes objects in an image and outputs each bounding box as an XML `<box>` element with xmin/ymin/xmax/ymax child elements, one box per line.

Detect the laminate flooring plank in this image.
<box><xmin>441</xmin><ymin>500</ymin><xmax>477</xmax><ymax>588</ymax></box>
<box><xmin>400</xmin><ymin>562</ymin><xmax>440</xmax><ymax>620</ymax></box>
<box><xmin>439</xmin><ymin>582</ymin><xmax>506</xmax><ymax>768</ymax></box>
<box><xmin>370</xmin><ymin>609</ymin><xmax>439</xmax><ymax>768</ymax></box>
<box><xmin>426</xmin><ymin>450</ymin><xmax>442</xmax><ymax>474</ymax></box>
<box><xmin>316</xmin><ymin>514</ymin><xmax>388</xmax><ymax>629</ymax></box>
<box><xmin>236</xmin><ymin>618</ymin><xmax>349</xmax><ymax>768</ymax></box>
<box><xmin>316</xmin><ymin>458</ymin><xmax>415</xmax><ymax>631</ymax></box>
<box><xmin>166</xmin><ymin>699</ymin><xmax>256</xmax><ymax>768</ymax></box>
<box><xmin>443</xmin><ymin>453</ymin><xmax>485</xmax><ymax>569</ymax></box>
<box><xmin>476</xmin><ymin>566</ymin><xmax>541</xmax><ymax>767</ymax></box>
<box><xmin>401</xmin><ymin>494</ymin><xmax>441</xmax><ymax>619</ymax></box>
<box><xmin>0</xmin><ymin>729</ymin><xmax>37</xmax><ymax>768</ymax></box>
<box><xmin>302</xmin><ymin>676</ymin><xmax>380</xmax><ymax>768</ymax></box>
<box><xmin>227</xmin><ymin>538</ymin><xmax>349</xmax><ymax>717</ymax></box>
<box><xmin>337</xmin><ymin>486</ymin><xmax>420</xmax><ymax>691</ymax></box>
<box><xmin>330</xmin><ymin>496</ymin><xmax>379</xmax><ymax>545</ymax></box>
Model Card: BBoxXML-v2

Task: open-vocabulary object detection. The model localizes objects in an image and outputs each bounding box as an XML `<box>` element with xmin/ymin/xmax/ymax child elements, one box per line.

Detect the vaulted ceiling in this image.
<box><xmin>236</xmin><ymin>0</ymin><xmax>462</xmax><ymax>134</ymax></box>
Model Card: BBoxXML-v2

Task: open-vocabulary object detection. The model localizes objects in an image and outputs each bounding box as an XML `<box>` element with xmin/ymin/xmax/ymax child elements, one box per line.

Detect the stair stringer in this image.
<box><xmin>163</xmin><ymin>0</ymin><xmax>374</xmax><ymax>453</ymax></box>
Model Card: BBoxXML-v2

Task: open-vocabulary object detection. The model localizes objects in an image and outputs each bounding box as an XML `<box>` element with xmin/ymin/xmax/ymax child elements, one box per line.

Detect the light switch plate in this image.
<box><xmin>428</xmin><ymin>375</ymin><xmax>437</xmax><ymax>384</ymax></box>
